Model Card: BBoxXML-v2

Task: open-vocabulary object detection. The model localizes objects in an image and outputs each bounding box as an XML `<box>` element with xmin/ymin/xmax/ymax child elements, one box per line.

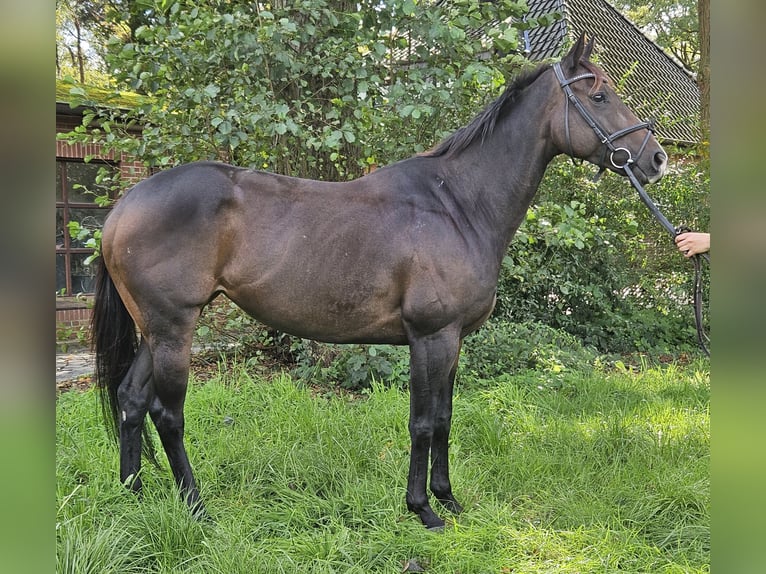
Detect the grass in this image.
<box><xmin>56</xmin><ymin>359</ymin><xmax>709</xmax><ymax>573</ymax></box>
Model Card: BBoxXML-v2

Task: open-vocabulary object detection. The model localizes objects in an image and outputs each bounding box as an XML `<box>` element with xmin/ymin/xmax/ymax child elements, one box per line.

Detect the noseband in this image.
<box><xmin>552</xmin><ymin>62</ymin><xmax>710</xmax><ymax>357</ymax></box>
<box><xmin>553</xmin><ymin>62</ymin><xmax>655</xmax><ymax>176</ymax></box>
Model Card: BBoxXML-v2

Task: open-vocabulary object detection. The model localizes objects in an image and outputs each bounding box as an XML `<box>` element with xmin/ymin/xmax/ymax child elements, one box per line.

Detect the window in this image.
<box><xmin>56</xmin><ymin>159</ymin><xmax>117</xmax><ymax>295</ymax></box>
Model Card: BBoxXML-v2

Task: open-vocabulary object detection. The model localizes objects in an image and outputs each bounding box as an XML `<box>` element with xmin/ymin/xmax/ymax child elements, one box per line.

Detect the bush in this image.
<box><xmin>461</xmin><ymin>319</ymin><xmax>600</xmax><ymax>382</ymax></box>
<box><xmin>195</xmin><ymin>298</ymin><xmax>411</xmax><ymax>390</ymax></box>
<box><xmin>494</xmin><ymin>153</ymin><xmax>709</xmax><ymax>355</ymax></box>
<box><xmin>195</xmin><ymin>296</ymin><xmax>604</xmax><ymax>391</ymax></box>
<box><xmin>291</xmin><ymin>341</ymin><xmax>410</xmax><ymax>391</ymax></box>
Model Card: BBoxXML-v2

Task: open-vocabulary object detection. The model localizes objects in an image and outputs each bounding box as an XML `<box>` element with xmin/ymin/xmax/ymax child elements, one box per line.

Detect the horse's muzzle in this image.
<box><xmin>647</xmin><ymin>150</ymin><xmax>668</xmax><ymax>183</ymax></box>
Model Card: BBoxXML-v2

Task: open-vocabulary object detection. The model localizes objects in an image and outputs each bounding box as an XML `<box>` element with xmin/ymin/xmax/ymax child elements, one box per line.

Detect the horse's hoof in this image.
<box><xmin>190</xmin><ymin>501</ymin><xmax>211</xmax><ymax>522</ymax></box>
<box><xmin>437</xmin><ymin>497</ymin><xmax>464</xmax><ymax>515</ymax></box>
<box><xmin>419</xmin><ymin>509</ymin><xmax>445</xmax><ymax>530</ymax></box>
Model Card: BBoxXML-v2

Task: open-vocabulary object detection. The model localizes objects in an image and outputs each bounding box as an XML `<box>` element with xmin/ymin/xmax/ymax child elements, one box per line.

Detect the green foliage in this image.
<box><xmin>56</xmin><ymin>322</ymin><xmax>91</xmax><ymax>353</ymax></box>
<box><xmin>64</xmin><ymin>0</ymin><xmax>535</xmax><ymax>181</ymax></box>
<box><xmin>60</xmin><ymin>0</ymin><xmax>709</xmax><ymax>357</ymax></box>
<box><xmin>610</xmin><ymin>0</ymin><xmax>699</xmax><ymax>70</ymax></box>
<box><xmin>461</xmin><ymin>320</ymin><xmax>600</xmax><ymax>381</ymax></box>
<box><xmin>195</xmin><ymin>299</ymin><xmax>411</xmax><ymax>390</ymax></box>
<box><xmin>494</xmin><ymin>153</ymin><xmax>709</xmax><ymax>354</ymax></box>
<box><xmin>67</xmin><ymin>221</ymin><xmax>102</xmax><ymax>264</ymax></box>
<box><xmin>292</xmin><ymin>341</ymin><xmax>410</xmax><ymax>391</ymax></box>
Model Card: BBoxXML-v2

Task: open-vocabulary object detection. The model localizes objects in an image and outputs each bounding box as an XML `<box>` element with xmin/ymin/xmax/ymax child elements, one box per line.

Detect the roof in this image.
<box><xmin>394</xmin><ymin>0</ymin><xmax>700</xmax><ymax>145</ymax></box>
<box><xmin>56</xmin><ymin>79</ymin><xmax>145</xmax><ymax>117</ymax></box>
<box><xmin>523</xmin><ymin>0</ymin><xmax>700</xmax><ymax>144</ymax></box>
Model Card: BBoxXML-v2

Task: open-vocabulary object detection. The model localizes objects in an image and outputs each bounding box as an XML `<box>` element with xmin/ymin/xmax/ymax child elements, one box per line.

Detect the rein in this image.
<box><xmin>553</xmin><ymin>63</ymin><xmax>710</xmax><ymax>356</ymax></box>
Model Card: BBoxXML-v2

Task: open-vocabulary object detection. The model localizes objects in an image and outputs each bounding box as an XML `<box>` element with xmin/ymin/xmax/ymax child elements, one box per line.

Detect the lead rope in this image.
<box><xmin>554</xmin><ymin>62</ymin><xmax>710</xmax><ymax>356</ymax></box>
<box><xmin>624</xmin><ymin>164</ymin><xmax>710</xmax><ymax>356</ymax></box>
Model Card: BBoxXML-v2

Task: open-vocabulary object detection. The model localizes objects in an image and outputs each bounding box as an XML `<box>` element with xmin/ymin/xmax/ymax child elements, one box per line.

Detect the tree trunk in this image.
<box><xmin>697</xmin><ymin>0</ymin><xmax>710</xmax><ymax>149</ymax></box>
<box><xmin>74</xmin><ymin>18</ymin><xmax>85</xmax><ymax>84</ymax></box>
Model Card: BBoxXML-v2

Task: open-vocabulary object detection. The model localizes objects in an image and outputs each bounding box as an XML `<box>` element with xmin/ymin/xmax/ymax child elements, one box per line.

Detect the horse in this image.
<box><xmin>91</xmin><ymin>33</ymin><xmax>667</xmax><ymax>530</ymax></box>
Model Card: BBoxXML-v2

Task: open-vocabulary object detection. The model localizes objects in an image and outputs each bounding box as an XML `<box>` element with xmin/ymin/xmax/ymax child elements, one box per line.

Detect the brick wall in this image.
<box><xmin>56</xmin><ymin>307</ymin><xmax>92</xmax><ymax>331</ymax></box>
<box><xmin>56</xmin><ymin>298</ymin><xmax>93</xmax><ymax>341</ymax></box>
<box><xmin>55</xmin><ymin>138</ymin><xmax>147</xmax><ymax>186</ymax></box>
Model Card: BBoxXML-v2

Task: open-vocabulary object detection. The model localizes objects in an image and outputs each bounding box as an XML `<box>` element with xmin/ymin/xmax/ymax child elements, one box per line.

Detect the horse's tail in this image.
<box><xmin>91</xmin><ymin>257</ymin><xmax>158</xmax><ymax>465</ymax></box>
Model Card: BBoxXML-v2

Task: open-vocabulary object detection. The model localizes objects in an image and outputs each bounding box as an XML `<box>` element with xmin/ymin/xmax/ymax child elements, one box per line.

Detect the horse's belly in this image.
<box><xmin>226</xmin><ymin>283</ymin><xmax>409</xmax><ymax>345</ymax></box>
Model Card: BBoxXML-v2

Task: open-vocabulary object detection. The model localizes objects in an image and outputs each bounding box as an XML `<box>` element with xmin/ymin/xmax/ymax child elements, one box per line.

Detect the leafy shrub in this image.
<box><xmin>65</xmin><ymin>0</ymin><xmax>534</xmax><ymax>181</ymax></box>
<box><xmin>195</xmin><ymin>299</ymin><xmax>297</xmax><ymax>367</ymax></box>
<box><xmin>56</xmin><ymin>322</ymin><xmax>90</xmax><ymax>353</ymax></box>
<box><xmin>195</xmin><ymin>298</ymin><xmax>411</xmax><ymax>390</ymax></box>
<box><xmin>291</xmin><ymin>342</ymin><xmax>410</xmax><ymax>390</ymax></box>
<box><xmin>195</xmin><ymin>303</ymin><xmax>601</xmax><ymax>391</ymax></box>
<box><xmin>494</xmin><ymin>154</ymin><xmax>709</xmax><ymax>355</ymax></box>
<box><xmin>461</xmin><ymin>319</ymin><xmax>600</xmax><ymax>381</ymax></box>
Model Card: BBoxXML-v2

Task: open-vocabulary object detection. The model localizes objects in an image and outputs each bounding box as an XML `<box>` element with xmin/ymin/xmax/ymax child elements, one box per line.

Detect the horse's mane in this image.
<box><xmin>423</xmin><ymin>63</ymin><xmax>551</xmax><ymax>158</ymax></box>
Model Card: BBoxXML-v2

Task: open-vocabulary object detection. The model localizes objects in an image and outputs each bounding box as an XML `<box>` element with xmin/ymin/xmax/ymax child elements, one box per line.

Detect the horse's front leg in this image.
<box><xmin>405</xmin><ymin>325</ymin><xmax>462</xmax><ymax>529</ymax></box>
<box><xmin>430</xmin><ymin>340</ymin><xmax>463</xmax><ymax>515</ymax></box>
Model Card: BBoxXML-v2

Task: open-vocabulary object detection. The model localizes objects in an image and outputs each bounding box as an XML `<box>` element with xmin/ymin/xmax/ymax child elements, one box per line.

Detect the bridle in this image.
<box><xmin>553</xmin><ymin>62</ymin><xmax>657</xmax><ymax>178</ymax></box>
<box><xmin>553</xmin><ymin>62</ymin><xmax>710</xmax><ymax>356</ymax></box>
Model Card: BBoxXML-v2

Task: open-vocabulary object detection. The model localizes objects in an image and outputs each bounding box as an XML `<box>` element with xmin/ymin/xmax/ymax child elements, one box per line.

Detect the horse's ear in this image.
<box><xmin>582</xmin><ymin>35</ymin><xmax>596</xmax><ymax>61</ymax></box>
<box><xmin>562</xmin><ymin>31</ymin><xmax>588</xmax><ymax>71</ymax></box>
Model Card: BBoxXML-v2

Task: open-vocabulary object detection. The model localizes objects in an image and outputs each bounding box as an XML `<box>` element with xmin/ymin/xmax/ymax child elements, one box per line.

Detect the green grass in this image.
<box><xmin>56</xmin><ymin>361</ymin><xmax>709</xmax><ymax>573</ymax></box>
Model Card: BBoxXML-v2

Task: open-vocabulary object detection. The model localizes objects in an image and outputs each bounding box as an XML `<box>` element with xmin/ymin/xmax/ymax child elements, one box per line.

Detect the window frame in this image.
<box><xmin>56</xmin><ymin>158</ymin><xmax>117</xmax><ymax>296</ymax></box>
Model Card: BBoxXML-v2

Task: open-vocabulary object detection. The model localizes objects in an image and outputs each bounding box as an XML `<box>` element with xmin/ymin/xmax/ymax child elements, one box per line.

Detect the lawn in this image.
<box><xmin>56</xmin><ymin>359</ymin><xmax>709</xmax><ymax>573</ymax></box>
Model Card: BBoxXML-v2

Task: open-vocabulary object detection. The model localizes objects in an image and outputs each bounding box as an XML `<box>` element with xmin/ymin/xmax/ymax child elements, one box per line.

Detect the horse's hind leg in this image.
<box><xmin>117</xmin><ymin>339</ymin><xmax>154</xmax><ymax>492</ymax></box>
<box><xmin>146</xmin><ymin>311</ymin><xmax>205</xmax><ymax>516</ymax></box>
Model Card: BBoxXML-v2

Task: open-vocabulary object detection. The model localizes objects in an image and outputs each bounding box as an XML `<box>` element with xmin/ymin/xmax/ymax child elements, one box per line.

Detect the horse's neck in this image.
<box><xmin>443</xmin><ymin>94</ymin><xmax>557</xmax><ymax>261</ymax></box>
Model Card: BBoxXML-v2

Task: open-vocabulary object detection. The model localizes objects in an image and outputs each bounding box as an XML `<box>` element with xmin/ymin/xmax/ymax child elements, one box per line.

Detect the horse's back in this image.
<box><xmin>111</xmin><ymin>161</ymin><xmax>244</xmax><ymax>216</ymax></box>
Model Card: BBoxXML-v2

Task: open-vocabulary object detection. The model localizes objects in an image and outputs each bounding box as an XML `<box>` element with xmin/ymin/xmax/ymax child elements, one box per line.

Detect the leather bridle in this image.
<box><xmin>553</xmin><ymin>62</ymin><xmax>657</xmax><ymax>178</ymax></box>
<box><xmin>553</xmin><ymin>62</ymin><xmax>710</xmax><ymax>356</ymax></box>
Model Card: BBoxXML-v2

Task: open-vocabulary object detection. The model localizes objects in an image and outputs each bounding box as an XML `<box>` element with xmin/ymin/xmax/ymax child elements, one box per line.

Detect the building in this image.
<box><xmin>55</xmin><ymin>82</ymin><xmax>149</xmax><ymax>339</ymax></box>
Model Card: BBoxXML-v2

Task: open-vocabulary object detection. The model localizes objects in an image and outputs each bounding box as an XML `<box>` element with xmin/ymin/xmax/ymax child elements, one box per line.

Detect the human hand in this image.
<box><xmin>675</xmin><ymin>232</ymin><xmax>710</xmax><ymax>257</ymax></box>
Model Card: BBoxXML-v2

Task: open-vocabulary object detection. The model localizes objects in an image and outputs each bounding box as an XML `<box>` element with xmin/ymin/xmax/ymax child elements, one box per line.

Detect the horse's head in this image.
<box><xmin>548</xmin><ymin>33</ymin><xmax>667</xmax><ymax>185</ymax></box>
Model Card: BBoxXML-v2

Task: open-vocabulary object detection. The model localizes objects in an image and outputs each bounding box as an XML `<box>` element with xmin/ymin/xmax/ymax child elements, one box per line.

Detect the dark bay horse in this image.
<box><xmin>92</xmin><ymin>34</ymin><xmax>667</xmax><ymax>529</ymax></box>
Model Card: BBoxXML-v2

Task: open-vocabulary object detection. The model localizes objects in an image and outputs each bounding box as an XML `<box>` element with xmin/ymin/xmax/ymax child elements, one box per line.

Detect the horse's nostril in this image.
<box><xmin>654</xmin><ymin>151</ymin><xmax>667</xmax><ymax>168</ymax></box>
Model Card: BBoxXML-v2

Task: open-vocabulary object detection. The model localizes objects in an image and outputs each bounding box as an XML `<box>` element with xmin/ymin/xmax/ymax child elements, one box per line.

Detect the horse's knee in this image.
<box><xmin>409</xmin><ymin>417</ymin><xmax>434</xmax><ymax>441</ymax></box>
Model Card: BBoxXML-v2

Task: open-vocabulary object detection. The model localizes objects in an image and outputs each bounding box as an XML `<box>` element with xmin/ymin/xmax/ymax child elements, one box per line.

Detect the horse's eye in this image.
<box><xmin>591</xmin><ymin>92</ymin><xmax>607</xmax><ymax>103</ymax></box>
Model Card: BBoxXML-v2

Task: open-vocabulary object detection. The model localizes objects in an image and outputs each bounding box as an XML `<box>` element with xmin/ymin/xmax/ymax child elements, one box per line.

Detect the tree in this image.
<box><xmin>609</xmin><ymin>0</ymin><xmax>707</xmax><ymax>149</ymax></box>
<box><xmin>56</xmin><ymin>0</ymin><xmax>103</xmax><ymax>83</ymax></box>
<box><xmin>610</xmin><ymin>0</ymin><xmax>699</xmax><ymax>70</ymax></box>
<box><xmin>56</xmin><ymin>0</ymin><xmax>166</xmax><ymax>84</ymax></box>
<box><xmin>697</xmin><ymin>0</ymin><xmax>709</xmax><ymax>146</ymax></box>
<box><xmin>65</xmin><ymin>0</ymin><xmax>545</xmax><ymax>183</ymax></box>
